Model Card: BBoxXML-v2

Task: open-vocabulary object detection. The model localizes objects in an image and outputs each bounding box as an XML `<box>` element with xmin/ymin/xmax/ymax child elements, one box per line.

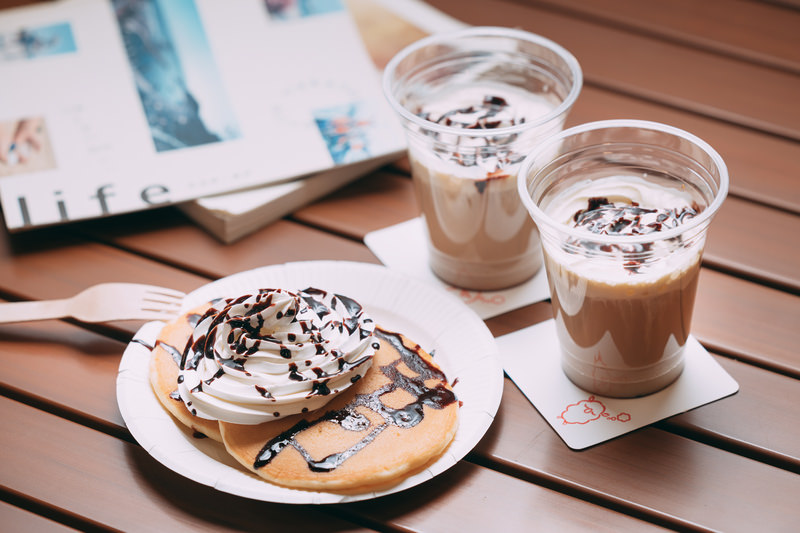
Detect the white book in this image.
<box><xmin>179</xmin><ymin>152</ymin><xmax>398</xmax><ymax>243</ymax></box>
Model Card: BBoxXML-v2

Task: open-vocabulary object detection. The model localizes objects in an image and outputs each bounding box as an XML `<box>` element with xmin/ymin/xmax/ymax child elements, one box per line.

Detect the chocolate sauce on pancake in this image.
<box><xmin>253</xmin><ymin>328</ymin><xmax>456</xmax><ymax>473</ymax></box>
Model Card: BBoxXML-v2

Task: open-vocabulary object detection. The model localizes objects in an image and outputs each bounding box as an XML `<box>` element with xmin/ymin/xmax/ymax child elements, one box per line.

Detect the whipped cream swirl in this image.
<box><xmin>542</xmin><ymin>176</ymin><xmax>706</xmax><ymax>281</ymax></box>
<box><xmin>177</xmin><ymin>288</ymin><xmax>377</xmax><ymax>424</ymax></box>
<box><xmin>412</xmin><ymin>83</ymin><xmax>558</xmax><ymax>176</ymax></box>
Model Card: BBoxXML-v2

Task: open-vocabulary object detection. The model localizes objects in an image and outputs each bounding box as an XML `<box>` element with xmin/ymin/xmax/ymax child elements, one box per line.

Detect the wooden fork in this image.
<box><xmin>0</xmin><ymin>283</ymin><xmax>185</xmax><ymax>324</ymax></box>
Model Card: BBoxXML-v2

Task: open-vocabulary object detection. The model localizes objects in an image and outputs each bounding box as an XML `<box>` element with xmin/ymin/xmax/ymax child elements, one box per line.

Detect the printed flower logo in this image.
<box><xmin>557</xmin><ymin>396</ymin><xmax>631</xmax><ymax>425</ymax></box>
<box><xmin>446</xmin><ymin>287</ymin><xmax>505</xmax><ymax>305</ymax></box>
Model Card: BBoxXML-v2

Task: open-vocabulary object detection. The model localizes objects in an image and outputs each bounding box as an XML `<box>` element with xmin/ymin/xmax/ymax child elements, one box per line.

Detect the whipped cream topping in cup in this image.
<box><xmin>543</xmin><ymin>175</ymin><xmax>703</xmax><ymax>282</ymax></box>
<box><xmin>177</xmin><ymin>288</ymin><xmax>377</xmax><ymax>424</ymax></box>
<box><xmin>411</xmin><ymin>84</ymin><xmax>559</xmax><ymax>178</ymax></box>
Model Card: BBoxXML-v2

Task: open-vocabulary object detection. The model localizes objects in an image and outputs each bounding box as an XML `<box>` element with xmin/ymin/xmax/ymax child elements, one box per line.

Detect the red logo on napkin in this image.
<box><xmin>557</xmin><ymin>396</ymin><xmax>631</xmax><ymax>425</ymax></box>
<box><xmin>446</xmin><ymin>287</ymin><xmax>506</xmax><ymax>306</ymax></box>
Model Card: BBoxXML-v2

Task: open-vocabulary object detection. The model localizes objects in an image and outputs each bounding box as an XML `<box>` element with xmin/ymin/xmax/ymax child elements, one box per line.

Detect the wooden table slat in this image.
<box><xmin>428</xmin><ymin>0</ymin><xmax>800</xmax><ymax>139</ymax></box>
<box><xmin>0</xmin><ymin>395</ymin><xmax>665</xmax><ymax>533</ymax></box>
<box><xmin>0</xmin><ymin>319</ymin><xmax>128</xmax><ymax>433</ymax></box>
<box><xmin>704</xmin><ymin>196</ymin><xmax>800</xmax><ymax>292</ymax></box>
<box><xmin>660</xmin><ymin>355</ymin><xmax>800</xmax><ymax>471</ymax></box>
<box><xmin>0</xmin><ymin>230</ymin><xmax>210</xmax><ymax>301</ymax></box>
<box><xmin>82</xmin><ymin>213</ymin><xmax>381</xmax><ymax>279</ymax></box>
<box><xmin>292</xmin><ymin>171</ymin><xmax>419</xmax><ymax>239</ymax></box>
<box><xmin>0</xmin><ymin>500</ymin><xmax>78</xmax><ymax>533</ymax></box>
<box><xmin>0</xmin><ymin>396</ymin><xmax>375</xmax><ymax>533</ymax></box>
<box><xmin>340</xmin><ymin>461</ymin><xmax>669</xmax><ymax>532</ymax></box>
<box><xmin>475</xmin><ymin>380</ymin><xmax>800</xmax><ymax>533</ymax></box>
<box><xmin>692</xmin><ymin>269</ymin><xmax>800</xmax><ymax>376</ymax></box>
<box><xmin>535</xmin><ymin>0</ymin><xmax>800</xmax><ymax>73</ymax></box>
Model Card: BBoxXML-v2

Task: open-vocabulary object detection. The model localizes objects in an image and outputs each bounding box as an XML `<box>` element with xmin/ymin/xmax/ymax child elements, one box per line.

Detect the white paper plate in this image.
<box><xmin>116</xmin><ymin>260</ymin><xmax>503</xmax><ymax>504</ymax></box>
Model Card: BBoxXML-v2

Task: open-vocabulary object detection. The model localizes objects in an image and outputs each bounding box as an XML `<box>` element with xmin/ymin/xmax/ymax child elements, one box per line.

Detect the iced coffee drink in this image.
<box><xmin>519</xmin><ymin>120</ymin><xmax>728</xmax><ymax>397</ymax></box>
<box><xmin>409</xmin><ymin>85</ymin><xmax>559</xmax><ymax>289</ymax></box>
<box><xmin>384</xmin><ymin>27</ymin><xmax>582</xmax><ymax>290</ymax></box>
<box><xmin>544</xmin><ymin>176</ymin><xmax>704</xmax><ymax>396</ymax></box>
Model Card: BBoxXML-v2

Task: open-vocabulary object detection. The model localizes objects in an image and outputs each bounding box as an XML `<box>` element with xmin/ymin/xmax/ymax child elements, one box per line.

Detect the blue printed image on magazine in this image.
<box><xmin>0</xmin><ymin>22</ymin><xmax>77</xmax><ymax>62</ymax></box>
<box><xmin>112</xmin><ymin>0</ymin><xmax>240</xmax><ymax>152</ymax></box>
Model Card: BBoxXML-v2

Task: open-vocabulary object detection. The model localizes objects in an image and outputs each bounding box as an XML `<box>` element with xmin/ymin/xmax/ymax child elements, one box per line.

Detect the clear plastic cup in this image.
<box><xmin>383</xmin><ymin>27</ymin><xmax>582</xmax><ymax>290</ymax></box>
<box><xmin>518</xmin><ymin>119</ymin><xmax>728</xmax><ymax>397</ymax></box>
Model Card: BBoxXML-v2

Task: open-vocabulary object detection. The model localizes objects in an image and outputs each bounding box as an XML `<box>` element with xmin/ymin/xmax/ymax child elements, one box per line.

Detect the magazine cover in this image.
<box><xmin>178</xmin><ymin>0</ymin><xmax>465</xmax><ymax>243</ymax></box>
<box><xmin>0</xmin><ymin>0</ymin><xmax>404</xmax><ymax>231</ymax></box>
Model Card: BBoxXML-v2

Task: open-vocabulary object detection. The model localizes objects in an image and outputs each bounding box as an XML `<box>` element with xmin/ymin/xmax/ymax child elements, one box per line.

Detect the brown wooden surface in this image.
<box><xmin>535</xmin><ymin>0</ymin><xmax>800</xmax><ymax>73</ymax></box>
<box><xmin>1</xmin><ymin>0</ymin><xmax>798</xmax><ymax>531</ymax></box>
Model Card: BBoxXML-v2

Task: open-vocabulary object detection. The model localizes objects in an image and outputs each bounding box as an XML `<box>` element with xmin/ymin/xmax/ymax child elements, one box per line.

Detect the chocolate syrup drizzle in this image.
<box><xmin>157</xmin><ymin>340</ymin><xmax>183</xmax><ymax>366</ymax></box>
<box><xmin>418</xmin><ymin>95</ymin><xmax>517</xmax><ymax>131</ymax></box>
<box><xmin>132</xmin><ymin>333</ymin><xmax>184</xmax><ymax>402</ymax></box>
<box><xmin>165</xmin><ymin>342</ymin><xmax>185</xmax><ymax>403</ymax></box>
<box><xmin>252</xmin><ymin>328</ymin><xmax>457</xmax><ymax>473</ymax></box>
<box><xmin>416</xmin><ymin>94</ymin><xmax>525</xmax><ymax>186</ymax></box>
<box><xmin>573</xmin><ymin>197</ymin><xmax>698</xmax><ymax>236</ymax></box>
<box><xmin>568</xmin><ymin>197</ymin><xmax>701</xmax><ymax>273</ymax></box>
<box><xmin>131</xmin><ymin>338</ymin><xmax>154</xmax><ymax>350</ymax></box>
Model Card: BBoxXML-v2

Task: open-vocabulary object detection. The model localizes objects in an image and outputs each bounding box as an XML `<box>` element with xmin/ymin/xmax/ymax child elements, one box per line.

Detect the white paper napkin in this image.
<box><xmin>497</xmin><ymin>319</ymin><xmax>740</xmax><ymax>450</ymax></box>
<box><xmin>364</xmin><ymin>217</ymin><xmax>551</xmax><ymax>319</ymax></box>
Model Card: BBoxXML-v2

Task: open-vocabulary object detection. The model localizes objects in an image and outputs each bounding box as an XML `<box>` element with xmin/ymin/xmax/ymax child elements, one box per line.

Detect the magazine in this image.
<box><xmin>178</xmin><ymin>0</ymin><xmax>466</xmax><ymax>242</ymax></box>
<box><xmin>0</xmin><ymin>0</ymin><xmax>407</xmax><ymax>231</ymax></box>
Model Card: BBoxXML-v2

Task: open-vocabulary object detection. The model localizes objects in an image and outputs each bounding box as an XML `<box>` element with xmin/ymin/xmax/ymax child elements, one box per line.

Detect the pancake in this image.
<box><xmin>220</xmin><ymin>327</ymin><xmax>459</xmax><ymax>493</ymax></box>
<box><xmin>148</xmin><ymin>303</ymin><xmax>223</xmax><ymax>442</ymax></box>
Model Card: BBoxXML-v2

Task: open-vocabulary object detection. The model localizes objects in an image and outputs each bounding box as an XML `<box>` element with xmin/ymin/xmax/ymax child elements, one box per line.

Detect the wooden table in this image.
<box><xmin>1</xmin><ymin>0</ymin><xmax>798</xmax><ymax>531</ymax></box>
